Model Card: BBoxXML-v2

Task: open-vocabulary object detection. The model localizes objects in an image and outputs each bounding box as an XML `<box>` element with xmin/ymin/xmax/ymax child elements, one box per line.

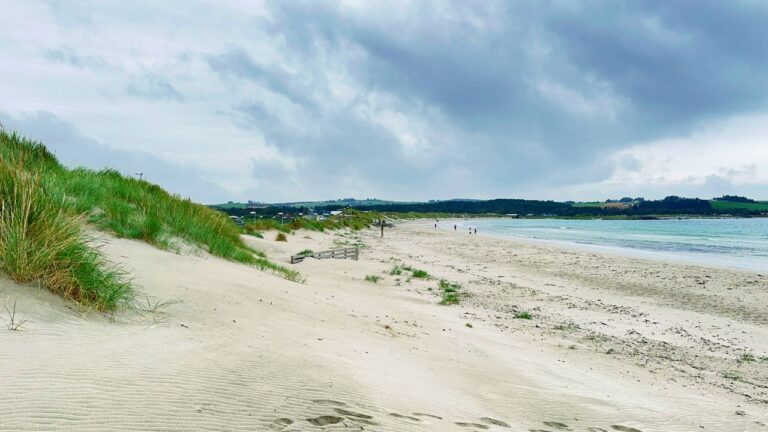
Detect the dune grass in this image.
<box><xmin>0</xmin><ymin>141</ymin><xmax>132</xmax><ymax>310</ymax></box>
<box><xmin>242</xmin><ymin>209</ymin><xmax>385</xmax><ymax>235</ymax></box>
<box><xmin>0</xmin><ymin>131</ymin><xmax>300</xmax><ymax>309</ymax></box>
<box><xmin>438</xmin><ymin>279</ymin><xmax>461</xmax><ymax>305</ymax></box>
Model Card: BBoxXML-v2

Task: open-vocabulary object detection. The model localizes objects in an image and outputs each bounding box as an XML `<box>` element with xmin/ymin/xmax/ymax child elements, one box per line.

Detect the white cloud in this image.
<box><xmin>534</xmin><ymin>113</ymin><xmax>768</xmax><ymax>200</ymax></box>
<box><xmin>606</xmin><ymin>114</ymin><xmax>768</xmax><ymax>187</ymax></box>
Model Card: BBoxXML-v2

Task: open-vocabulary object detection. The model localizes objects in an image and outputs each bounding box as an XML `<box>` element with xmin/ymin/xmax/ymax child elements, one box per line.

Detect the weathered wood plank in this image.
<box><xmin>290</xmin><ymin>247</ymin><xmax>359</xmax><ymax>264</ymax></box>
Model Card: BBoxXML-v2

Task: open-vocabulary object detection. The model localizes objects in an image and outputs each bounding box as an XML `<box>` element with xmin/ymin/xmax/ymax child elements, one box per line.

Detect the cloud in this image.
<box><xmin>539</xmin><ymin>113</ymin><xmax>768</xmax><ymax>200</ymax></box>
<box><xmin>207</xmin><ymin>47</ymin><xmax>315</xmax><ymax>109</ymax></box>
<box><xmin>45</xmin><ymin>46</ymin><xmax>108</xmax><ymax>70</ymax></box>
<box><xmin>1</xmin><ymin>0</ymin><xmax>767</xmax><ymax>202</ymax></box>
<box><xmin>126</xmin><ymin>75</ymin><xmax>183</xmax><ymax>101</ymax></box>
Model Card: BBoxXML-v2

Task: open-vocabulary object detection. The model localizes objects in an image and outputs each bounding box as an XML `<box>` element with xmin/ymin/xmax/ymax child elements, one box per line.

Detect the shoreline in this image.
<box><xmin>431</xmin><ymin>217</ymin><xmax>768</xmax><ymax>273</ymax></box>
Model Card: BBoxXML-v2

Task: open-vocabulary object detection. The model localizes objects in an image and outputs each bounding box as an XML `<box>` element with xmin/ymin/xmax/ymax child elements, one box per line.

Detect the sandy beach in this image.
<box><xmin>1</xmin><ymin>221</ymin><xmax>767</xmax><ymax>431</ymax></box>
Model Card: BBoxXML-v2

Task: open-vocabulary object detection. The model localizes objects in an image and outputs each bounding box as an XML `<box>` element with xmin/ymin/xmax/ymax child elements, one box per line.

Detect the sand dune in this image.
<box><xmin>1</xmin><ymin>224</ymin><xmax>766</xmax><ymax>431</ymax></box>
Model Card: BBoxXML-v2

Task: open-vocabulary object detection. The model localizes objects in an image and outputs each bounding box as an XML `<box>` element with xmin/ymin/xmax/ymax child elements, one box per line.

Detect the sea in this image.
<box><xmin>443</xmin><ymin>218</ymin><xmax>768</xmax><ymax>272</ymax></box>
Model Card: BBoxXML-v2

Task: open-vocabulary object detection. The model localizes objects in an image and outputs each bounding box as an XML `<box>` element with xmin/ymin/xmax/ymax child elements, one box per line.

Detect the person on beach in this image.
<box><xmin>474</xmin><ymin>228</ymin><xmax>477</xmax><ymax>235</ymax></box>
<box><xmin>469</xmin><ymin>227</ymin><xmax>472</xmax><ymax>234</ymax></box>
<box><xmin>434</xmin><ymin>223</ymin><xmax>437</xmax><ymax>228</ymax></box>
<box><xmin>454</xmin><ymin>224</ymin><xmax>457</xmax><ymax>231</ymax></box>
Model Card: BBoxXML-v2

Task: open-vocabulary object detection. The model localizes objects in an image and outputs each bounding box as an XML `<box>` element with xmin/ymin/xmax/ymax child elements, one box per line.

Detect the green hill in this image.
<box><xmin>0</xmin><ymin>131</ymin><xmax>297</xmax><ymax>311</ymax></box>
<box><xmin>710</xmin><ymin>200</ymin><xmax>768</xmax><ymax>212</ymax></box>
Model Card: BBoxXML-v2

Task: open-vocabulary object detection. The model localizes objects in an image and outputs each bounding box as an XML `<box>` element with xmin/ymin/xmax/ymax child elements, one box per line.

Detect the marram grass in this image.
<box><xmin>0</xmin><ymin>154</ymin><xmax>132</xmax><ymax>310</ymax></box>
<box><xmin>0</xmin><ymin>131</ymin><xmax>300</xmax><ymax>309</ymax></box>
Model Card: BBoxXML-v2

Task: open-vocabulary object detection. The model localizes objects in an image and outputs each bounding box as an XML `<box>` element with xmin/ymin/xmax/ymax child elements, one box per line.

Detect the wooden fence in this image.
<box><xmin>290</xmin><ymin>247</ymin><xmax>359</xmax><ymax>264</ymax></box>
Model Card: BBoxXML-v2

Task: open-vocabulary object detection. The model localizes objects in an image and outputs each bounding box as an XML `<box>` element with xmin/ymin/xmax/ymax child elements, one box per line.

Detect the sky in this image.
<box><xmin>1</xmin><ymin>0</ymin><xmax>767</xmax><ymax>204</ymax></box>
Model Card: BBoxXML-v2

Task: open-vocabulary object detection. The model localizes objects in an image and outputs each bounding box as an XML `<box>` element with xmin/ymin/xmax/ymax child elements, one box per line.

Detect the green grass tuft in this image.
<box><xmin>514</xmin><ymin>311</ymin><xmax>533</xmax><ymax>319</ymax></box>
<box><xmin>438</xmin><ymin>279</ymin><xmax>462</xmax><ymax>305</ymax></box>
<box><xmin>738</xmin><ymin>353</ymin><xmax>756</xmax><ymax>363</ymax></box>
<box><xmin>364</xmin><ymin>274</ymin><xmax>380</xmax><ymax>283</ymax></box>
<box><xmin>275</xmin><ymin>232</ymin><xmax>288</xmax><ymax>242</ymax></box>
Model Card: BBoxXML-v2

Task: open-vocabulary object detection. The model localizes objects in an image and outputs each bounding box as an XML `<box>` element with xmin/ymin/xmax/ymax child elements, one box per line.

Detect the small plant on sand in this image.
<box><xmin>399</xmin><ymin>265</ymin><xmax>429</xmax><ymax>278</ymax></box>
<box><xmin>722</xmin><ymin>371</ymin><xmax>742</xmax><ymax>381</ymax></box>
<box><xmin>389</xmin><ymin>265</ymin><xmax>403</xmax><ymax>276</ymax></box>
<box><xmin>438</xmin><ymin>279</ymin><xmax>462</xmax><ymax>305</ymax></box>
<box><xmin>441</xmin><ymin>292</ymin><xmax>460</xmax><ymax>305</ymax></box>
<box><xmin>275</xmin><ymin>233</ymin><xmax>288</xmax><ymax>242</ymax></box>
<box><xmin>365</xmin><ymin>274</ymin><xmax>380</xmax><ymax>283</ymax></box>
<box><xmin>3</xmin><ymin>298</ymin><xmax>28</xmax><ymax>331</ymax></box>
<box><xmin>438</xmin><ymin>279</ymin><xmax>459</xmax><ymax>292</ymax></box>
<box><xmin>465</xmin><ymin>322</ymin><xmax>473</xmax><ymax>328</ymax></box>
<box><xmin>738</xmin><ymin>353</ymin><xmax>756</xmax><ymax>363</ymax></box>
<box><xmin>554</xmin><ymin>322</ymin><xmax>580</xmax><ymax>331</ymax></box>
<box><xmin>759</xmin><ymin>356</ymin><xmax>768</xmax><ymax>363</ymax></box>
<box><xmin>297</xmin><ymin>249</ymin><xmax>314</xmax><ymax>256</ymax></box>
<box><xmin>514</xmin><ymin>311</ymin><xmax>532</xmax><ymax>320</ymax></box>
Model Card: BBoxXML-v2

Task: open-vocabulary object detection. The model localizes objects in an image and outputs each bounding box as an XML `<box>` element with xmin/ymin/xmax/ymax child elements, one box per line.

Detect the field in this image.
<box><xmin>571</xmin><ymin>202</ymin><xmax>606</xmax><ymax>208</ymax></box>
<box><xmin>711</xmin><ymin>200</ymin><xmax>768</xmax><ymax>212</ymax></box>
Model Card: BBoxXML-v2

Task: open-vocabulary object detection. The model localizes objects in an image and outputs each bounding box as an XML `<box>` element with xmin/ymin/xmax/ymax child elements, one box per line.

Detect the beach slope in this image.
<box><xmin>1</xmin><ymin>224</ymin><xmax>766</xmax><ymax>431</ymax></box>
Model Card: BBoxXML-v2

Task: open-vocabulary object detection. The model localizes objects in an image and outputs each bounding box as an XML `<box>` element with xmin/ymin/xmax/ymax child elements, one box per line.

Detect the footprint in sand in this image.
<box><xmin>306</xmin><ymin>415</ymin><xmax>343</xmax><ymax>426</ymax></box>
<box><xmin>334</xmin><ymin>408</ymin><xmax>374</xmax><ymax>420</ymax></box>
<box><xmin>480</xmin><ymin>417</ymin><xmax>510</xmax><ymax>428</ymax></box>
<box><xmin>389</xmin><ymin>413</ymin><xmax>421</xmax><ymax>422</ymax></box>
<box><xmin>311</xmin><ymin>399</ymin><xmax>347</xmax><ymax>407</ymax></box>
<box><xmin>268</xmin><ymin>418</ymin><xmax>294</xmax><ymax>430</ymax></box>
<box><xmin>611</xmin><ymin>426</ymin><xmax>642</xmax><ymax>432</ymax></box>
<box><xmin>455</xmin><ymin>421</ymin><xmax>490</xmax><ymax>429</ymax></box>
<box><xmin>543</xmin><ymin>421</ymin><xmax>571</xmax><ymax>430</ymax></box>
<box><xmin>413</xmin><ymin>412</ymin><xmax>442</xmax><ymax>420</ymax></box>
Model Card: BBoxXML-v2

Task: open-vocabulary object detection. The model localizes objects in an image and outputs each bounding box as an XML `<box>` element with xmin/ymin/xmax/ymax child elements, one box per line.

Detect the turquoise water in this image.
<box><xmin>446</xmin><ymin>218</ymin><xmax>768</xmax><ymax>272</ymax></box>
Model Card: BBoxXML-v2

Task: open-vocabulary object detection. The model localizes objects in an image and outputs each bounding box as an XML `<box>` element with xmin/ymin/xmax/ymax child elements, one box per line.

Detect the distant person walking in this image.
<box><xmin>454</xmin><ymin>224</ymin><xmax>457</xmax><ymax>231</ymax></box>
<box><xmin>474</xmin><ymin>228</ymin><xmax>477</xmax><ymax>235</ymax></box>
<box><xmin>434</xmin><ymin>223</ymin><xmax>437</xmax><ymax>228</ymax></box>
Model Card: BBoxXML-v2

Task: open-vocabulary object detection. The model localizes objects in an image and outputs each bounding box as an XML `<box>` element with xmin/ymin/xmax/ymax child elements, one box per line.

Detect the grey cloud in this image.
<box><xmin>252</xmin><ymin>1</ymin><xmax>768</xmax><ymax>180</ymax></box>
<box><xmin>0</xmin><ymin>111</ymin><xmax>227</xmax><ymax>203</ymax></box>
<box><xmin>206</xmin><ymin>47</ymin><xmax>316</xmax><ymax>109</ymax></box>
<box><xmin>546</xmin><ymin>1</ymin><xmax>768</xmax><ymax>132</ymax></box>
<box><xmin>9</xmin><ymin>0</ymin><xmax>768</xmax><ymax>202</ymax></box>
<box><xmin>126</xmin><ymin>75</ymin><xmax>183</xmax><ymax>101</ymax></box>
<box><xmin>45</xmin><ymin>46</ymin><xmax>107</xmax><ymax>70</ymax></box>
